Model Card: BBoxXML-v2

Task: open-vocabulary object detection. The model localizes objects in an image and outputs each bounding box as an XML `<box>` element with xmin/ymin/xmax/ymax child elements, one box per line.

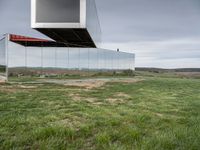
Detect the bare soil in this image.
<box><xmin>40</xmin><ymin>78</ymin><xmax>143</xmax><ymax>89</ymax></box>
<box><xmin>176</xmin><ymin>72</ymin><xmax>200</xmax><ymax>78</ymax></box>
<box><xmin>0</xmin><ymin>76</ymin><xmax>6</xmax><ymax>83</ymax></box>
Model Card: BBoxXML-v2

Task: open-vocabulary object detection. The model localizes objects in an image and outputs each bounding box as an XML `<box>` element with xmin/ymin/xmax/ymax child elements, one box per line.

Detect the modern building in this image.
<box><xmin>31</xmin><ymin>0</ymin><xmax>101</xmax><ymax>47</ymax></box>
<box><xmin>0</xmin><ymin>34</ymin><xmax>135</xmax><ymax>77</ymax></box>
<box><xmin>0</xmin><ymin>0</ymin><xmax>135</xmax><ymax>80</ymax></box>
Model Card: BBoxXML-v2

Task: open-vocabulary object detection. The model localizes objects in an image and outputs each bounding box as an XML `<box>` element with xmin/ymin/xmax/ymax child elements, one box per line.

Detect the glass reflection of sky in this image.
<box><xmin>0</xmin><ymin>38</ymin><xmax>6</xmax><ymax>66</ymax></box>
<box><xmin>7</xmin><ymin>41</ymin><xmax>135</xmax><ymax>70</ymax></box>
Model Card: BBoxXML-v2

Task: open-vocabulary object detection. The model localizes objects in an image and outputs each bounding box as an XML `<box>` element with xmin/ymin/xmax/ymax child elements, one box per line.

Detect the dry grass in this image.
<box><xmin>0</xmin><ymin>76</ymin><xmax>6</xmax><ymax>83</ymax></box>
<box><xmin>40</xmin><ymin>78</ymin><xmax>143</xmax><ymax>89</ymax></box>
<box><xmin>0</xmin><ymin>75</ymin><xmax>200</xmax><ymax>149</ymax></box>
<box><xmin>176</xmin><ymin>72</ymin><xmax>200</xmax><ymax>78</ymax></box>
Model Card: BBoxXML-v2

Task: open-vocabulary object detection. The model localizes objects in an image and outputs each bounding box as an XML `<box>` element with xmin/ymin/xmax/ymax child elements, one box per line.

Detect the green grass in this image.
<box><xmin>0</xmin><ymin>74</ymin><xmax>200</xmax><ymax>149</ymax></box>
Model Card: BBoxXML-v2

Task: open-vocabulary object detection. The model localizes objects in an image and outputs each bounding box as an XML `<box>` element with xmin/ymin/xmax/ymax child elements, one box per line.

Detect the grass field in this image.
<box><xmin>0</xmin><ymin>72</ymin><xmax>200</xmax><ymax>149</ymax></box>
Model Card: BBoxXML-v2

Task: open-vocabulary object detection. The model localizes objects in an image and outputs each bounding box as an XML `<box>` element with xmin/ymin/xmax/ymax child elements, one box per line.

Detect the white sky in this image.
<box><xmin>0</xmin><ymin>0</ymin><xmax>200</xmax><ymax>68</ymax></box>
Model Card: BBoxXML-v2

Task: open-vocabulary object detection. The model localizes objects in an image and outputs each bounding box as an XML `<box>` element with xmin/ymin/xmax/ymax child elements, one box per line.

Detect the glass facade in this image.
<box><xmin>6</xmin><ymin>40</ymin><xmax>135</xmax><ymax>76</ymax></box>
<box><xmin>0</xmin><ymin>37</ymin><xmax>6</xmax><ymax>78</ymax></box>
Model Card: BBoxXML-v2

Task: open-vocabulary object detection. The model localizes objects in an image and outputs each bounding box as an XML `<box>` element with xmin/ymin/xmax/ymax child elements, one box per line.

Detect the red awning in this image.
<box><xmin>9</xmin><ymin>34</ymin><xmax>51</xmax><ymax>42</ymax></box>
<box><xmin>8</xmin><ymin>34</ymin><xmax>68</xmax><ymax>47</ymax></box>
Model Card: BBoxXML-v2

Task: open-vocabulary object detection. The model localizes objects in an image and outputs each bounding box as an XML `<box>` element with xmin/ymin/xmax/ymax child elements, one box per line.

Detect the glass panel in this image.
<box><xmin>124</xmin><ymin>53</ymin><xmax>129</xmax><ymax>70</ymax></box>
<box><xmin>98</xmin><ymin>49</ymin><xmax>105</xmax><ymax>71</ymax></box>
<box><xmin>7</xmin><ymin>41</ymin><xmax>26</xmax><ymax>68</ymax></box>
<box><xmin>69</xmin><ymin>48</ymin><xmax>79</xmax><ymax>70</ymax></box>
<box><xmin>26</xmin><ymin>47</ymin><xmax>42</xmax><ymax>68</ymax></box>
<box><xmin>56</xmin><ymin>48</ymin><xmax>68</xmax><ymax>69</ymax></box>
<box><xmin>119</xmin><ymin>52</ymin><xmax>124</xmax><ymax>70</ymax></box>
<box><xmin>7</xmin><ymin>41</ymin><xmax>27</xmax><ymax>76</ymax></box>
<box><xmin>89</xmin><ymin>48</ymin><xmax>98</xmax><ymax>70</ymax></box>
<box><xmin>0</xmin><ymin>38</ymin><xmax>6</xmax><ymax>78</ymax></box>
<box><xmin>79</xmin><ymin>48</ymin><xmax>89</xmax><ymax>71</ymax></box>
<box><xmin>123</xmin><ymin>53</ymin><xmax>128</xmax><ymax>70</ymax></box>
<box><xmin>43</xmin><ymin>48</ymin><xmax>56</xmax><ymax>68</ymax></box>
<box><xmin>112</xmin><ymin>50</ymin><xmax>118</xmax><ymax>70</ymax></box>
<box><xmin>132</xmin><ymin>54</ymin><xmax>135</xmax><ymax>70</ymax></box>
<box><xmin>108</xmin><ymin>50</ymin><xmax>113</xmax><ymax>70</ymax></box>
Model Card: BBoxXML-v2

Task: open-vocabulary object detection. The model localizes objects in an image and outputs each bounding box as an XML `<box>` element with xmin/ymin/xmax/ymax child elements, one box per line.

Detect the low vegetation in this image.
<box><xmin>0</xmin><ymin>66</ymin><xmax>6</xmax><ymax>73</ymax></box>
<box><xmin>0</xmin><ymin>72</ymin><xmax>200</xmax><ymax>149</ymax></box>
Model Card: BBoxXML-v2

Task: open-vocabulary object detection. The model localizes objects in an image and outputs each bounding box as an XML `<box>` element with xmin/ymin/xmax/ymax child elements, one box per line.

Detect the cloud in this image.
<box><xmin>0</xmin><ymin>0</ymin><xmax>47</xmax><ymax>39</ymax></box>
<box><xmin>0</xmin><ymin>0</ymin><xmax>200</xmax><ymax>68</ymax></box>
<box><xmin>96</xmin><ymin>0</ymin><xmax>200</xmax><ymax>68</ymax></box>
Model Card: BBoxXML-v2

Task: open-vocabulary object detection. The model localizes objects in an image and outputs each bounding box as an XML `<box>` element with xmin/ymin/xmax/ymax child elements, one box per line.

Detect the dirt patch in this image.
<box><xmin>69</xmin><ymin>93</ymin><xmax>102</xmax><ymax>105</ymax></box>
<box><xmin>40</xmin><ymin>78</ymin><xmax>143</xmax><ymax>89</ymax></box>
<box><xmin>115</xmin><ymin>79</ymin><xmax>143</xmax><ymax>83</ymax></box>
<box><xmin>51</xmin><ymin>116</ymin><xmax>87</xmax><ymax>128</ymax></box>
<box><xmin>0</xmin><ymin>84</ymin><xmax>21</xmax><ymax>93</ymax></box>
<box><xmin>0</xmin><ymin>80</ymin><xmax>5</xmax><ymax>83</ymax></box>
<box><xmin>0</xmin><ymin>76</ymin><xmax>6</xmax><ymax>83</ymax></box>
<box><xmin>176</xmin><ymin>72</ymin><xmax>200</xmax><ymax>78</ymax></box>
<box><xmin>64</xmin><ymin>80</ymin><xmax>105</xmax><ymax>89</ymax></box>
<box><xmin>69</xmin><ymin>93</ymin><xmax>82</xmax><ymax>101</ymax></box>
<box><xmin>85</xmin><ymin>98</ymin><xmax>103</xmax><ymax>105</ymax></box>
<box><xmin>105</xmin><ymin>92</ymin><xmax>131</xmax><ymax>104</ymax></box>
<box><xmin>0</xmin><ymin>84</ymin><xmax>39</xmax><ymax>93</ymax></box>
<box><xmin>107</xmin><ymin>98</ymin><xmax>124</xmax><ymax>104</ymax></box>
<box><xmin>17</xmin><ymin>85</ymin><xmax>38</xmax><ymax>89</ymax></box>
<box><xmin>0</xmin><ymin>88</ymin><xmax>18</xmax><ymax>93</ymax></box>
<box><xmin>116</xmin><ymin>92</ymin><xmax>131</xmax><ymax>99</ymax></box>
<box><xmin>69</xmin><ymin>92</ymin><xmax>130</xmax><ymax>105</ymax></box>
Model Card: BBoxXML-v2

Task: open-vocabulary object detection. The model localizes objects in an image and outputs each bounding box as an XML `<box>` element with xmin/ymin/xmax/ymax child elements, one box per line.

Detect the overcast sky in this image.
<box><xmin>0</xmin><ymin>0</ymin><xmax>200</xmax><ymax>68</ymax></box>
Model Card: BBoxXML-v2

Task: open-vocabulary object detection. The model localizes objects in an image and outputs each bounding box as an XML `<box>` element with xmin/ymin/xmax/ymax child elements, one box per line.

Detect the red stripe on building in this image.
<box><xmin>9</xmin><ymin>34</ymin><xmax>52</xmax><ymax>42</ymax></box>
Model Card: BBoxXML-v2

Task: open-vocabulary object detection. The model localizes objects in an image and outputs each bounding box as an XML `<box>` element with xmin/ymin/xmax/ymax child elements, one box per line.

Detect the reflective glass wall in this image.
<box><xmin>7</xmin><ymin>41</ymin><xmax>135</xmax><ymax>76</ymax></box>
<box><xmin>0</xmin><ymin>37</ymin><xmax>6</xmax><ymax>79</ymax></box>
<box><xmin>86</xmin><ymin>0</ymin><xmax>101</xmax><ymax>47</ymax></box>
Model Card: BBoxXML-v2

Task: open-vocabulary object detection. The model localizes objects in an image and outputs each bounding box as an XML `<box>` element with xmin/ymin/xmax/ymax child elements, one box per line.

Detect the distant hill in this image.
<box><xmin>136</xmin><ymin>68</ymin><xmax>200</xmax><ymax>72</ymax></box>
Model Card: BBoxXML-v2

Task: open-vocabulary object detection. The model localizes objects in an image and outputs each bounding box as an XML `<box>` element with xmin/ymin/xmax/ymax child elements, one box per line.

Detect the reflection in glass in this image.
<box><xmin>43</xmin><ymin>48</ymin><xmax>56</xmax><ymax>68</ymax></box>
<box><xmin>0</xmin><ymin>38</ymin><xmax>6</xmax><ymax>76</ymax></box>
<box><xmin>56</xmin><ymin>48</ymin><xmax>68</xmax><ymax>69</ymax></box>
<box><xmin>8</xmin><ymin>41</ymin><xmax>26</xmax><ymax>68</ymax></box>
<box><xmin>69</xmin><ymin>48</ymin><xmax>79</xmax><ymax>70</ymax></box>
<box><xmin>26</xmin><ymin>47</ymin><xmax>42</xmax><ymax>68</ymax></box>
<box><xmin>6</xmin><ymin>41</ymin><xmax>135</xmax><ymax>76</ymax></box>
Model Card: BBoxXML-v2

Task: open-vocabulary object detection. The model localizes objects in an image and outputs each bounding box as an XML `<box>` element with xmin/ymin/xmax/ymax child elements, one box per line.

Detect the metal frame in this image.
<box><xmin>31</xmin><ymin>0</ymin><xmax>86</xmax><ymax>28</ymax></box>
